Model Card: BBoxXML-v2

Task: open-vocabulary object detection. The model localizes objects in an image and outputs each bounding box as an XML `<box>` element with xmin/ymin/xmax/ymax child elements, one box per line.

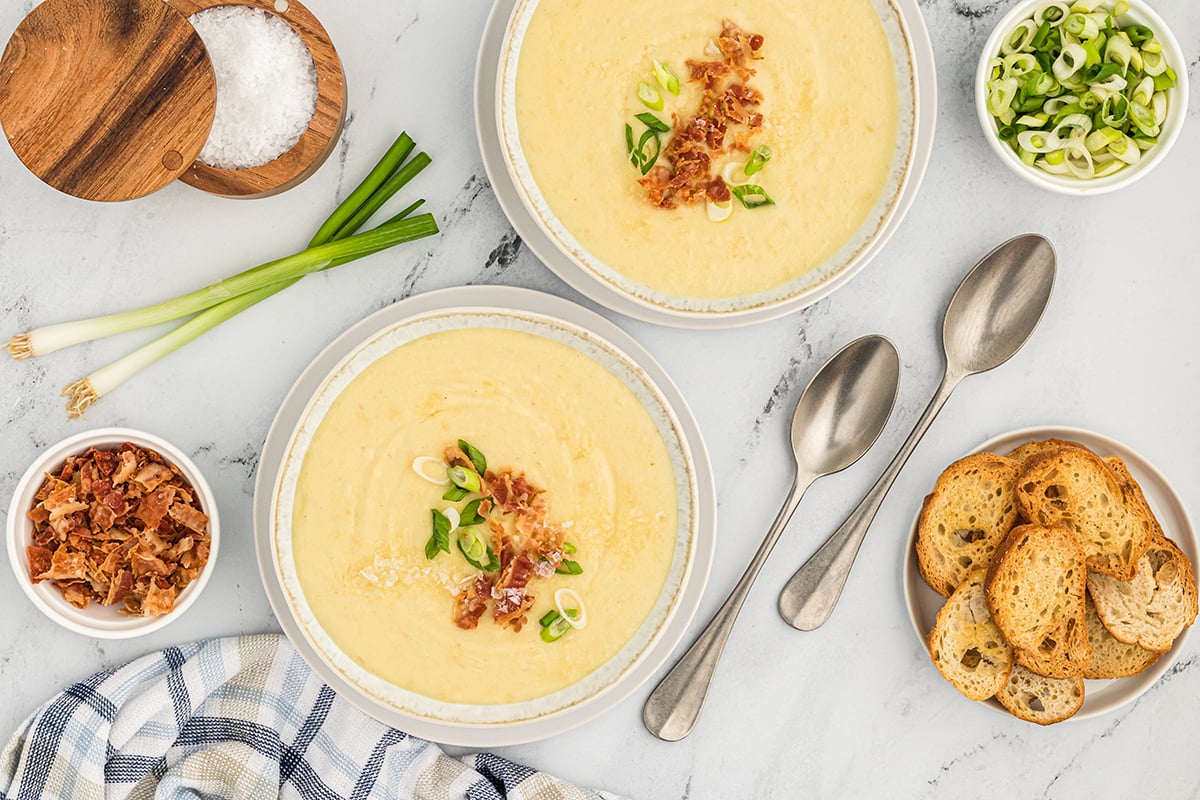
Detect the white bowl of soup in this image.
<box><xmin>261</xmin><ymin>287</ymin><xmax>715</xmax><ymax>744</ymax></box>
<box><xmin>496</xmin><ymin>0</ymin><xmax>924</xmax><ymax>322</ymax></box>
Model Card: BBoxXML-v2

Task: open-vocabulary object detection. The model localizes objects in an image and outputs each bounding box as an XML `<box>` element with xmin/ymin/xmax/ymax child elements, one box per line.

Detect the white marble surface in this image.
<box><xmin>1</xmin><ymin>0</ymin><xmax>1199</xmax><ymax>797</ymax></box>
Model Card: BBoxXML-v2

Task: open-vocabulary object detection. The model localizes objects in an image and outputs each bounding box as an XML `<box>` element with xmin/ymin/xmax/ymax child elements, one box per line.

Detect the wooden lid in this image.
<box><xmin>0</xmin><ymin>0</ymin><xmax>216</xmax><ymax>202</ymax></box>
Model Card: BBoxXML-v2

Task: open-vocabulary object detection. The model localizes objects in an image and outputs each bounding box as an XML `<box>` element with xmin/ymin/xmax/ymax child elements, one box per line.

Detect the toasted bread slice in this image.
<box><xmin>1083</xmin><ymin>597</ymin><xmax>1160</xmax><ymax>679</ymax></box>
<box><xmin>1104</xmin><ymin>456</ymin><xmax>1166</xmax><ymax>539</ymax></box>
<box><xmin>1013</xmin><ymin>610</ymin><xmax>1091</xmax><ymax>679</ymax></box>
<box><xmin>986</xmin><ymin>523</ymin><xmax>1090</xmax><ymax>677</ymax></box>
<box><xmin>917</xmin><ymin>453</ymin><xmax>1022</xmax><ymax>597</ymax></box>
<box><xmin>1015</xmin><ymin>449</ymin><xmax>1155</xmax><ymax>580</ymax></box>
<box><xmin>1007</xmin><ymin>439</ymin><xmax>1089</xmax><ymax>463</ymax></box>
<box><xmin>1087</xmin><ymin>536</ymin><xmax>1198</xmax><ymax>653</ymax></box>
<box><xmin>928</xmin><ymin>569</ymin><xmax>1014</xmax><ymax>700</ymax></box>
<box><xmin>996</xmin><ymin>664</ymin><xmax>1084</xmax><ymax>725</ymax></box>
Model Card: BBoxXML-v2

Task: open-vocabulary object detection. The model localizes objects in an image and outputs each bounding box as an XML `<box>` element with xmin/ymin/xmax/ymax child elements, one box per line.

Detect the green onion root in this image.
<box><xmin>6</xmin><ymin>334</ymin><xmax>32</xmax><ymax>360</ymax></box>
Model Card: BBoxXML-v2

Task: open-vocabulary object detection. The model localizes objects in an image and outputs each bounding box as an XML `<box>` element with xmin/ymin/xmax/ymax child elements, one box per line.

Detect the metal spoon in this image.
<box><xmin>643</xmin><ymin>335</ymin><xmax>901</xmax><ymax>742</ymax></box>
<box><xmin>778</xmin><ymin>233</ymin><xmax>1057</xmax><ymax>631</ymax></box>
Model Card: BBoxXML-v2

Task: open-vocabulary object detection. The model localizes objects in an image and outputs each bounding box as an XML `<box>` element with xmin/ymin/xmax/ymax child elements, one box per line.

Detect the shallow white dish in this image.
<box><xmin>254</xmin><ymin>286</ymin><xmax>717</xmax><ymax>746</ymax></box>
<box><xmin>475</xmin><ymin>0</ymin><xmax>937</xmax><ymax>329</ymax></box>
<box><xmin>903</xmin><ymin>426</ymin><xmax>1196</xmax><ymax>722</ymax></box>
<box><xmin>975</xmin><ymin>0</ymin><xmax>1188</xmax><ymax>195</ymax></box>
<box><xmin>6</xmin><ymin>427</ymin><xmax>220</xmax><ymax>639</ymax></box>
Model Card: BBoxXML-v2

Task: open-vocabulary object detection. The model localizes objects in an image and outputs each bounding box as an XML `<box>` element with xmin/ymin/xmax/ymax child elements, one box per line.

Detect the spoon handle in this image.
<box><xmin>644</xmin><ymin>474</ymin><xmax>813</xmax><ymax>742</ymax></box>
<box><xmin>778</xmin><ymin>371</ymin><xmax>963</xmax><ymax>631</ymax></box>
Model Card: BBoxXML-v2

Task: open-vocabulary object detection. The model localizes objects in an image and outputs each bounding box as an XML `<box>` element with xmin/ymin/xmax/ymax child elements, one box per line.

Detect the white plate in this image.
<box><xmin>903</xmin><ymin>426</ymin><xmax>1197</xmax><ymax>722</ymax></box>
<box><xmin>474</xmin><ymin>0</ymin><xmax>937</xmax><ymax>329</ymax></box>
<box><xmin>253</xmin><ymin>286</ymin><xmax>716</xmax><ymax>746</ymax></box>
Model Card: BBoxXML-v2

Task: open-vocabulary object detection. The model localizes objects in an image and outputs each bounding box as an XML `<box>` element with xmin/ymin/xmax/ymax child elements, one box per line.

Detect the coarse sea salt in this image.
<box><xmin>189</xmin><ymin>6</ymin><xmax>318</xmax><ymax>170</ymax></box>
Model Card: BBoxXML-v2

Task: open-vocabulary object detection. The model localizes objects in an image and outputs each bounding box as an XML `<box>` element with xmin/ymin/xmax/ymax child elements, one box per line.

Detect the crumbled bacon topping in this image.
<box><xmin>446</xmin><ymin>448</ymin><xmax>571</xmax><ymax>634</ymax></box>
<box><xmin>638</xmin><ymin>19</ymin><xmax>767</xmax><ymax>209</ymax></box>
<box><xmin>452</xmin><ymin>574</ymin><xmax>494</xmax><ymax>630</ymax></box>
<box><xmin>25</xmin><ymin>443</ymin><xmax>211</xmax><ymax>616</ymax></box>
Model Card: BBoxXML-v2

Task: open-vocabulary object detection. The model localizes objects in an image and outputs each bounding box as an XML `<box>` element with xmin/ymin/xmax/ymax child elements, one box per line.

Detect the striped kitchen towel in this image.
<box><xmin>0</xmin><ymin>634</ymin><xmax>623</xmax><ymax>800</ymax></box>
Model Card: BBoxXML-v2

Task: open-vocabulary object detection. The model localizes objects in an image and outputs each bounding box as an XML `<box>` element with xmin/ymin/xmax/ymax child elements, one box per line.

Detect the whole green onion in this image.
<box><xmin>49</xmin><ymin>134</ymin><xmax>438</xmax><ymax>416</ymax></box>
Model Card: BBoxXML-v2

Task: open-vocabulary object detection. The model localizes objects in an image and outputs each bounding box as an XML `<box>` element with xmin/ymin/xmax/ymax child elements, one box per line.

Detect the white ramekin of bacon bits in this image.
<box><xmin>6</xmin><ymin>428</ymin><xmax>220</xmax><ymax>639</ymax></box>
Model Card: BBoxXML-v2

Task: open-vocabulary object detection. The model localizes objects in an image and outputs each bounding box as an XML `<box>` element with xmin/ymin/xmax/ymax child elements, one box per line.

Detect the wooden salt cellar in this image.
<box><xmin>0</xmin><ymin>0</ymin><xmax>345</xmax><ymax>202</ymax></box>
<box><xmin>166</xmin><ymin>0</ymin><xmax>347</xmax><ymax>199</ymax></box>
<box><xmin>0</xmin><ymin>0</ymin><xmax>217</xmax><ymax>202</ymax></box>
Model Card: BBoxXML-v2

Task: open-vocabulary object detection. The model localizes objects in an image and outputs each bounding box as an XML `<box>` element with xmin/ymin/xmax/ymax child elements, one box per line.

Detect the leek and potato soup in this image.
<box><xmin>514</xmin><ymin>0</ymin><xmax>901</xmax><ymax>300</ymax></box>
<box><xmin>291</xmin><ymin>328</ymin><xmax>678</xmax><ymax>705</ymax></box>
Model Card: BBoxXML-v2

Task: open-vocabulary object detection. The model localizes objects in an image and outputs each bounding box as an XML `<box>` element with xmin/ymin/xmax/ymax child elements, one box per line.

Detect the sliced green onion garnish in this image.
<box><xmin>426</xmin><ymin>509</ymin><xmax>452</xmax><ymax>560</ymax></box>
<box><xmin>636</xmin><ymin>112</ymin><xmax>671</xmax><ymax>133</ymax></box>
<box><xmin>706</xmin><ymin>197</ymin><xmax>733</xmax><ymax>223</ymax></box>
<box><xmin>1017</xmin><ymin>130</ymin><xmax>1061</xmax><ymax>153</ymax></box>
<box><xmin>731</xmin><ymin>184</ymin><xmax>775</xmax><ymax>209</ymax></box>
<box><xmin>1064</xmin><ymin>13</ymin><xmax>1099</xmax><ymax>40</ymax></box>
<box><xmin>1100</xmin><ymin>94</ymin><xmax>1128</xmax><ymax>125</ymax></box>
<box><xmin>1053</xmin><ymin>43</ymin><xmax>1088</xmax><ymax>80</ymax></box>
<box><xmin>652</xmin><ymin>59</ymin><xmax>681</xmax><ymax>95</ymax></box>
<box><xmin>1152</xmin><ymin>91</ymin><xmax>1167</xmax><ymax>126</ymax></box>
<box><xmin>1130</xmin><ymin>75</ymin><xmax>1154</xmax><ymax>107</ymax></box>
<box><xmin>1082</xmin><ymin>62</ymin><xmax>1120</xmax><ymax>82</ymax></box>
<box><xmin>412</xmin><ymin>455</ymin><xmax>451</xmax><ymax>486</ymax></box>
<box><xmin>539</xmin><ymin>608</ymin><xmax>578</xmax><ymax>629</ymax></box>
<box><xmin>1153</xmin><ymin>67</ymin><xmax>1176</xmax><ymax>91</ymax></box>
<box><xmin>457</xmin><ymin>439</ymin><xmax>487</xmax><ymax>474</ymax></box>
<box><xmin>635</xmin><ymin>130</ymin><xmax>661</xmax><ymax>176</ymax></box>
<box><xmin>1084</xmin><ymin>126</ymin><xmax>1122</xmax><ymax>152</ymax></box>
<box><xmin>1034</xmin><ymin>3</ymin><xmax>1069</xmax><ymax>25</ymax></box>
<box><xmin>1128</xmin><ymin>101</ymin><xmax>1159</xmax><ymax>136</ymax></box>
<box><xmin>1112</xmin><ymin>0</ymin><xmax>1129</xmax><ymax>14</ymax></box>
<box><xmin>1109</xmin><ymin>134</ymin><xmax>1141</xmax><ymax>164</ymax></box>
<box><xmin>443</xmin><ymin>486</ymin><xmax>469</xmax><ymax>502</ymax></box>
<box><xmin>556</xmin><ymin>560</ymin><xmax>584</xmax><ymax>575</ymax></box>
<box><xmin>1104</xmin><ymin>34</ymin><xmax>1133</xmax><ymax>69</ymax></box>
<box><xmin>1003</xmin><ymin>20</ymin><xmax>1039</xmax><ymax>54</ymax></box>
<box><xmin>1141</xmin><ymin>49</ymin><xmax>1167</xmax><ymax>76</ymax></box>
<box><xmin>562</xmin><ymin>542</ymin><xmax>577</xmax><ymax>554</ymax></box>
<box><xmin>459</xmin><ymin>498</ymin><xmax>487</xmax><ymax>527</ymax></box>
<box><xmin>456</xmin><ymin>528</ymin><xmax>500</xmax><ymax>572</ymax></box>
<box><xmin>1124</xmin><ymin>24</ymin><xmax>1154</xmax><ymax>46</ymax></box>
<box><xmin>1063</xmin><ymin>141</ymin><xmax>1096</xmax><ymax>178</ymax></box>
<box><xmin>638</xmin><ymin>81</ymin><xmax>663</xmax><ymax>111</ymax></box>
<box><xmin>744</xmin><ymin>145</ymin><xmax>772</xmax><ymax>176</ymax></box>
<box><xmin>448</xmin><ymin>465</ymin><xmax>482</xmax><ymax>493</ymax></box>
<box><xmin>541</xmin><ymin>616</ymin><xmax>573</xmax><ymax>642</ymax></box>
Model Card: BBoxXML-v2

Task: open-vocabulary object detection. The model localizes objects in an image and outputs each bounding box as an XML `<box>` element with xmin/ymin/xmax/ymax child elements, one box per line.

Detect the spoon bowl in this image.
<box><xmin>791</xmin><ymin>336</ymin><xmax>902</xmax><ymax>477</ymax></box>
<box><xmin>944</xmin><ymin>235</ymin><xmax>1057</xmax><ymax>375</ymax></box>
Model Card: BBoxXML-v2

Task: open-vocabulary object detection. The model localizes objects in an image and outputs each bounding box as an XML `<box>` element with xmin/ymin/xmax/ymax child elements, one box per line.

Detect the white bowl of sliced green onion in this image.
<box><xmin>976</xmin><ymin>0</ymin><xmax>1187</xmax><ymax>194</ymax></box>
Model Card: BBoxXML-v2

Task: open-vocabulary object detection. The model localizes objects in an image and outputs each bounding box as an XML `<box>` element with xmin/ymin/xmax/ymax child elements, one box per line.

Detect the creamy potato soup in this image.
<box><xmin>291</xmin><ymin>328</ymin><xmax>678</xmax><ymax>705</ymax></box>
<box><xmin>514</xmin><ymin>0</ymin><xmax>900</xmax><ymax>300</ymax></box>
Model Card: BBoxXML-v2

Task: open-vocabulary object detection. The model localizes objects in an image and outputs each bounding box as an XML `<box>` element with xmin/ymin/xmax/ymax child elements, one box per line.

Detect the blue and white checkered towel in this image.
<box><xmin>0</xmin><ymin>634</ymin><xmax>623</xmax><ymax>800</ymax></box>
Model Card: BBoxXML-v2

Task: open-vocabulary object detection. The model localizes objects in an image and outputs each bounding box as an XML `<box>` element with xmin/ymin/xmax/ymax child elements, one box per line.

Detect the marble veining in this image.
<box><xmin>1</xmin><ymin>0</ymin><xmax>1199</xmax><ymax>797</ymax></box>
